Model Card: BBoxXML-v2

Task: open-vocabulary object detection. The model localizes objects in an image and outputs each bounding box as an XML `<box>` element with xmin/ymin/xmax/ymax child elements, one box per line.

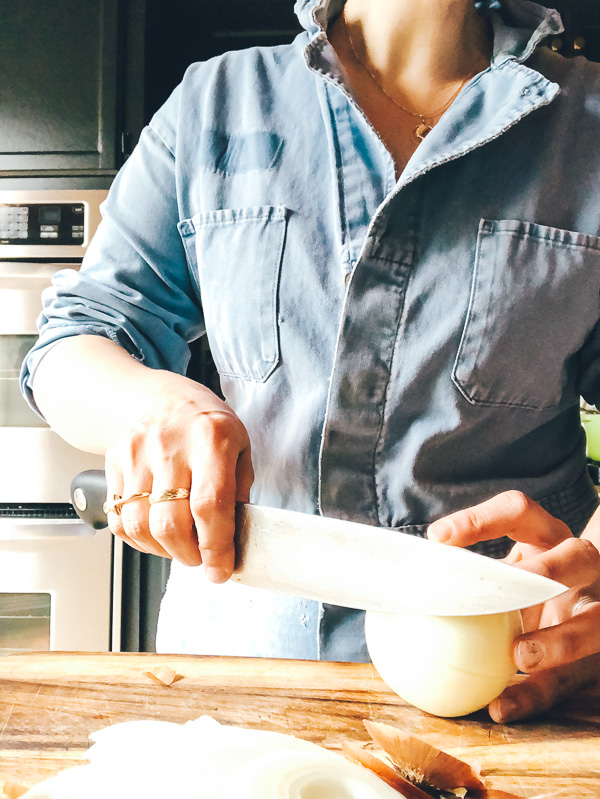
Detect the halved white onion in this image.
<box><xmin>366</xmin><ymin>609</ymin><xmax>522</xmax><ymax>717</ymax></box>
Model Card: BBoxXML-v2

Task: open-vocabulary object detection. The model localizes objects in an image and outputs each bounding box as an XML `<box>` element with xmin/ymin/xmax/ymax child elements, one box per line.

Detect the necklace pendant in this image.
<box><xmin>413</xmin><ymin>122</ymin><xmax>433</xmax><ymax>142</ymax></box>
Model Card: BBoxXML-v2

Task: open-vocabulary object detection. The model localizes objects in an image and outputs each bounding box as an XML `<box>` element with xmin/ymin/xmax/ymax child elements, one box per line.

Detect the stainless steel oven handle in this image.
<box><xmin>0</xmin><ymin>517</ymin><xmax>97</xmax><ymax>541</ymax></box>
<box><xmin>0</xmin><ymin>262</ymin><xmax>70</xmax><ymax>280</ymax></box>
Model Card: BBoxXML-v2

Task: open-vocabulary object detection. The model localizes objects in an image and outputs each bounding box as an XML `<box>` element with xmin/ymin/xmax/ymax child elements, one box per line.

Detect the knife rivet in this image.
<box><xmin>73</xmin><ymin>488</ymin><xmax>87</xmax><ymax>512</ymax></box>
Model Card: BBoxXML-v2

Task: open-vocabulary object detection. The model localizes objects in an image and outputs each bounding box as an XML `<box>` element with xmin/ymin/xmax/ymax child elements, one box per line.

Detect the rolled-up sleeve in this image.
<box><xmin>20</xmin><ymin>85</ymin><xmax>204</xmax><ymax>415</ymax></box>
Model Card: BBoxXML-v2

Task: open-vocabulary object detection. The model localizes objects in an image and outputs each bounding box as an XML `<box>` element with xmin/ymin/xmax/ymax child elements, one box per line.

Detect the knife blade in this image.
<box><xmin>71</xmin><ymin>470</ymin><xmax>567</xmax><ymax>616</ymax></box>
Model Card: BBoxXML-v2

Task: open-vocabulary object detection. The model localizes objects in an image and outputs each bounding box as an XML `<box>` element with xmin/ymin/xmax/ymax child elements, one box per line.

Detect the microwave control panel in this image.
<box><xmin>0</xmin><ymin>190</ymin><xmax>107</xmax><ymax>259</ymax></box>
<box><xmin>0</xmin><ymin>202</ymin><xmax>86</xmax><ymax>246</ymax></box>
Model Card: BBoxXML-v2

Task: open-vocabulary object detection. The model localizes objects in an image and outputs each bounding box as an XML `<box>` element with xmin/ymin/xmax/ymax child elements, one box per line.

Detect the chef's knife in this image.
<box><xmin>71</xmin><ymin>470</ymin><xmax>567</xmax><ymax>616</ymax></box>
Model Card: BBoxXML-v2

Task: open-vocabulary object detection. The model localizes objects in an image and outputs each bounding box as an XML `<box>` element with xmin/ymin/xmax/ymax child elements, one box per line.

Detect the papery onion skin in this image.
<box><xmin>365</xmin><ymin>610</ymin><xmax>522</xmax><ymax>718</ymax></box>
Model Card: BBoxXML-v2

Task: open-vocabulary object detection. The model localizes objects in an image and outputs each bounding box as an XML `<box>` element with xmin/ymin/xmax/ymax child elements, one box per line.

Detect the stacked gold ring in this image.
<box><xmin>149</xmin><ymin>488</ymin><xmax>190</xmax><ymax>505</ymax></box>
<box><xmin>103</xmin><ymin>492</ymin><xmax>151</xmax><ymax>516</ymax></box>
<box><xmin>103</xmin><ymin>489</ymin><xmax>190</xmax><ymax>515</ymax></box>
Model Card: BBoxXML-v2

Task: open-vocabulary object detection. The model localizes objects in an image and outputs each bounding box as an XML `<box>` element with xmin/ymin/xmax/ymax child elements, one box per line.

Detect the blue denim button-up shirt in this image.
<box><xmin>22</xmin><ymin>0</ymin><xmax>600</xmax><ymax>660</ymax></box>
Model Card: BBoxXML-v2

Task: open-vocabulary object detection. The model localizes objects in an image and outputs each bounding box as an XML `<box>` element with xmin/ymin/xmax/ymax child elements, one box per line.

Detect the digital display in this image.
<box><xmin>39</xmin><ymin>206</ymin><xmax>61</xmax><ymax>225</ymax></box>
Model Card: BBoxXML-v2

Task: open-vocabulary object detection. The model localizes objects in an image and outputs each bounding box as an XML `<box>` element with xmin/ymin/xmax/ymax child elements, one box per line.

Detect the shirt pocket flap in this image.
<box><xmin>179</xmin><ymin>205</ymin><xmax>288</xmax><ymax>382</ymax></box>
<box><xmin>453</xmin><ymin>219</ymin><xmax>600</xmax><ymax>410</ymax></box>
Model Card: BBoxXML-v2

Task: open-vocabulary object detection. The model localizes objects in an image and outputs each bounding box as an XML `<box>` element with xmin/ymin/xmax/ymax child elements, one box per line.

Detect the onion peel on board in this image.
<box><xmin>343</xmin><ymin>721</ymin><xmax>525</xmax><ymax>799</ymax></box>
<box><xmin>343</xmin><ymin>741</ymin><xmax>434</xmax><ymax>799</ymax></box>
<box><xmin>364</xmin><ymin>720</ymin><xmax>485</xmax><ymax>791</ymax></box>
<box><xmin>141</xmin><ymin>666</ymin><xmax>182</xmax><ymax>686</ymax></box>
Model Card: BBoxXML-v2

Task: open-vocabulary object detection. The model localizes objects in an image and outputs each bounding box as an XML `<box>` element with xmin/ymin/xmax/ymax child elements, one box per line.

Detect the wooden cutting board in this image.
<box><xmin>0</xmin><ymin>653</ymin><xmax>599</xmax><ymax>797</ymax></box>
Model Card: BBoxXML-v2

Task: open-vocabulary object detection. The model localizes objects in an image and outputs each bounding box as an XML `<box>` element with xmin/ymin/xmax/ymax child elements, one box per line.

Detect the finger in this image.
<box><xmin>515</xmin><ymin>537</ymin><xmax>600</xmax><ymax>592</ymax></box>
<box><xmin>120</xmin><ymin>493</ymin><xmax>173</xmax><ymax>559</ymax></box>
<box><xmin>489</xmin><ymin>653</ymin><xmax>600</xmax><ymax>722</ymax></box>
<box><xmin>513</xmin><ymin>602</ymin><xmax>600</xmax><ymax>673</ymax></box>
<box><xmin>112</xmin><ymin>526</ymin><xmax>164</xmax><ymax>556</ymax></box>
<box><xmin>112</xmin><ymin>446</ymin><xmax>173</xmax><ymax>558</ymax></box>
<box><xmin>107</xmin><ymin>501</ymin><xmax>159</xmax><ymax>556</ymax></box>
<box><xmin>514</xmin><ymin>538</ymin><xmax>600</xmax><ymax>635</ymax></box>
<box><xmin>148</xmin><ymin>488</ymin><xmax>201</xmax><ymax>566</ymax></box>
<box><xmin>146</xmin><ymin>445</ymin><xmax>202</xmax><ymax>566</ymax></box>
<box><xmin>105</xmin><ymin>445</ymin><xmax>159</xmax><ymax>555</ymax></box>
<box><xmin>190</xmin><ymin>412</ymin><xmax>250</xmax><ymax>583</ymax></box>
<box><xmin>427</xmin><ymin>491</ymin><xmax>572</xmax><ymax>549</ymax></box>
<box><xmin>103</xmin><ymin>459</ymin><xmax>137</xmax><ymax>547</ymax></box>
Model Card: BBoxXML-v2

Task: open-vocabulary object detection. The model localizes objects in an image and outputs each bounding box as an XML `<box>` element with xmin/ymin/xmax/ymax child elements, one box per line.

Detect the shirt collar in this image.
<box><xmin>295</xmin><ymin>0</ymin><xmax>564</xmax><ymax>64</ymax></box>
<box><xmin>491</xmin><ymin>0</ymin><xmax>563</xmax><ymax>63</ymax></box>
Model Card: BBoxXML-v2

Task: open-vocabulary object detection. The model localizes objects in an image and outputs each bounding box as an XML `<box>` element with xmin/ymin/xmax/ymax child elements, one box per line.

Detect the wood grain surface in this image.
<box><xmin>0</xmin><ymin>653</ymin><xmax>599</xmax><ymax>797</ymax></box>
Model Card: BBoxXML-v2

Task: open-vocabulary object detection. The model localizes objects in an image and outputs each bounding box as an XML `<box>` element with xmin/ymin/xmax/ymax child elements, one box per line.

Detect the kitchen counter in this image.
<box><xmin>1</xmin><ymin>653</ymin><xmax>599</xmax><ymax>796</ymax></box>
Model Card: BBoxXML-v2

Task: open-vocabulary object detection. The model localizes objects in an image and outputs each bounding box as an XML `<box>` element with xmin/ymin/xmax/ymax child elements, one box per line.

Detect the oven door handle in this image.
<box><xmin>0</xmin><ymin>517</ymin><xmax>97</xmax><ymax>541</ymax></box>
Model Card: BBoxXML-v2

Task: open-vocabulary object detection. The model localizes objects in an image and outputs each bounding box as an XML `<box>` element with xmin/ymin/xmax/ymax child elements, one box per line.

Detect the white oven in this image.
<box><xmin>0</xmin><ymin>189</ymin><xmax>122</xmax><ymax>653</ymax></box>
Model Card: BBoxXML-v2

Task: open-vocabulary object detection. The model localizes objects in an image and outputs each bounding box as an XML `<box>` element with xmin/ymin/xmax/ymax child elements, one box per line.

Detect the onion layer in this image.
<box><xmin>22</xmin><ymin>717</ymin><xmax>401</xmax><ymax>799</ymax></box>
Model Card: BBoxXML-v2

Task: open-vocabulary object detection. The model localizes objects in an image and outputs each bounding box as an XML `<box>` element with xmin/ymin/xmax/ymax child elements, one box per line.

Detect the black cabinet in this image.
<box><xmin>0</xmin><ymin>0</ymin><xmax>144</xmax><ymax>175</ymax></box>
<box><xmin>0</xmin><ymin>0</ymin><xmax>299</xmax><ymax>177</ymax></box>
<box><xmin>539</xmin><ymin>0</ymin><xmax>600</xmax><ymax>61</ymax></box>
<box><xmin>4</xmin><ymin>1</ymin><xmax>595</xmax><ymax>179</ymax></box>
<box><xmin>144</xmin><ymin>0</ymin><xmax>302</xmax><ymax>119</ymax></box>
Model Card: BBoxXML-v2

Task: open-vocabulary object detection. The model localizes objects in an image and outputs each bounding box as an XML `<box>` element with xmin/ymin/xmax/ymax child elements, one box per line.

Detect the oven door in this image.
<box><xmin>0</xmin><ymin>518</ymin><xmax>115</xmax><ymax>653</ymax></box>
<box><xmin>0</xmin><ymin>259</ymin><xmax>116</xmax><ymax>652</ymax></box>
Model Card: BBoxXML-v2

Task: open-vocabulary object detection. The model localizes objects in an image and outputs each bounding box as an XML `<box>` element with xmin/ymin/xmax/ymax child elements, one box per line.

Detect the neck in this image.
<box><xmin>342</xmin><ymin>0</ymin><xmax>492</xmax><ymax>94</ymax></box>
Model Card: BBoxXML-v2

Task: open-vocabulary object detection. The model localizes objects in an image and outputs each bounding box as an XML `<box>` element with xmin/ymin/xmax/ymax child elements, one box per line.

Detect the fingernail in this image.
<box><xmin>428</xmin><ymin>522</ymin><xmax>452</xmax><ymax>543</ymax></box>
<box><xmin>493</xmin><ymin>697</ymin><xmax>517</xmax><ymax>722</ymax></box>
<box><xmin>518</xmin><ymin>640</ymin><xmax>544</xmax><ymax>671</ymax></box>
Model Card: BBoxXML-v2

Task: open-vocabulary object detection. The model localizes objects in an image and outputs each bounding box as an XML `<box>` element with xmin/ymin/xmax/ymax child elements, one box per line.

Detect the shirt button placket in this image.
<box><xmin>319</xmin><ymin>202</ymin><xmax>418</xmax><ymax>524</ymax></box>
<box><xmin>316</xmin><ymin>76</ymin><xmax>412</xmax><ymax>524</ymax></box>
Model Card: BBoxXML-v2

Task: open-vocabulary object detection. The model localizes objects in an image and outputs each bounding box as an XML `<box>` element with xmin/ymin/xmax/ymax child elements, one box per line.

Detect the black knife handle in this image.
<box><xmin>70</xmin><ymin>469</ymin><xmax>109</xmax><ymax>530</ymax></box>
<box><xmin>70</xmin><ymin>470</ymin><xmax>247</xmax><ymax>537</ymax></box>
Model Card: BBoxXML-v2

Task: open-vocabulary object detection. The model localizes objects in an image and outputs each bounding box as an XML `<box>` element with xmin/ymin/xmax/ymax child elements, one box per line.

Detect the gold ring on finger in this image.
<box><xmin>103</xmin><ymin>494</ymin><xmax>124</xmax><ymax>515</ymax></box>
<box><xmin>119</xmin><ymin>492</ymin><xmax>151</xmax><ymax>510</ymax></box>
<box><xmin>103</xmin><ymin>492</ymin><xmax>150</xmax><ymax>515</ymax></box>
<box><xmin>149</xmin><ymin>488</ymin><xmax>190</xmax><ymax>505</ymax></box>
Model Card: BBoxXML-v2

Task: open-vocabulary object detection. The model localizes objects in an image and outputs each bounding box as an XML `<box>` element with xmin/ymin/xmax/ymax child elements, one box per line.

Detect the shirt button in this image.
<box><xmin>344</xmin><ymin>271</ymin><xmax>352</xmax><ymax>287</ymax></box>
<box><xmin>521</xmin><ymin>87</ymin><xmax>531</xmax><ymax>97</ymax></box>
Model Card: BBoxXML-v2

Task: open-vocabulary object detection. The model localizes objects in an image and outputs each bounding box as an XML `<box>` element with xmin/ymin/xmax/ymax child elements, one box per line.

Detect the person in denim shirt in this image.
<box><xmin>21</xmin><ymin>0</ymin><xmax>600</xmax><ymax>721</ymax></box>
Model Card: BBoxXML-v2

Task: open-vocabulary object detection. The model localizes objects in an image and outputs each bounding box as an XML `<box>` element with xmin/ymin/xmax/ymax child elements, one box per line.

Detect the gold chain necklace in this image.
<box><xmin>343</xmin><ymin>10</ymin><xmax>478</xmax><ymax>142</ymax></box>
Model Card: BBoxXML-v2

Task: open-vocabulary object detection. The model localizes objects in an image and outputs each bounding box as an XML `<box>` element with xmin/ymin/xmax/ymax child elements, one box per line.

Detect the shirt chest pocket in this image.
<box><xmin>179</xmin><ymin>205</ymin><xmax>288</xmax><ymax>382</ymax></box>
<box><xmin>452</xmin><ymin>219</ymin><xmax>600</xmax><ymax>411</ymax></box>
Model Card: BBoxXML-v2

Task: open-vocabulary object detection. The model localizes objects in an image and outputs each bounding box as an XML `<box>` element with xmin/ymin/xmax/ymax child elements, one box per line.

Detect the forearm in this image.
<box><xmin>31</xmin><ymin>335</ymin><xmax>224</xmax><ymax>454</ymax></box>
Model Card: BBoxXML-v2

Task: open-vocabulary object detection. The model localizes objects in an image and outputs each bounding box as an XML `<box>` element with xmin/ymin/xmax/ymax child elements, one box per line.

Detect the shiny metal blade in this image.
<box><xmin>232</xmin><ymin>504</ymin><xmax>567</xmax><ymax>616</ymax></box>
